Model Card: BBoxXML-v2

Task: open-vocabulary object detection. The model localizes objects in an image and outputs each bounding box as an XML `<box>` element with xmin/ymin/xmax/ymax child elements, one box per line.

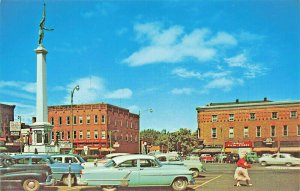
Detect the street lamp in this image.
<box><xmin>138</xmin><ymin>108</ymin><xmax>153</xmax><ymax>154</ymax></box>
<box><xmin>17</xmin><ymin>116</ymin><xmax>22</xmax><ymax>154</ymax></box>
<box><xmin>70</xmin><ymin>85</ymin><xmax>80</xmax><ymax>153</ymax></box>
<box><xmin>109</xmin><ymin>130</ymin><xmax>119</xmax><ymax>154</ymax></box>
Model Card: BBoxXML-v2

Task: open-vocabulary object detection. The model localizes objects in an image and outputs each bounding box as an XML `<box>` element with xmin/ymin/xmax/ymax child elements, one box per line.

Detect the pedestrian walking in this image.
<box><xmin>234</xmin><ymin>153</ymin><xmax>252</xmax><ymax>187</ymax></box>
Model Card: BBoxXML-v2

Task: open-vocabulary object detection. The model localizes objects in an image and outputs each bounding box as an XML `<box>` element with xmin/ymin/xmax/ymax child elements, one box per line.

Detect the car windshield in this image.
<box><xmin>77</xmin><ymin>156</ymin><xmax>86</xmax><ymax>163</ymax></box>
<box><xmin>104</xmin><ymin>159</ymin><xmax>115</xmax><ymax>167</ymax></box>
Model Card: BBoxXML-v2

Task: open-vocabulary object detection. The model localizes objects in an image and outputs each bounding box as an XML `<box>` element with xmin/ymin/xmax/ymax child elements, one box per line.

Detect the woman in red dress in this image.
<box><xmin>234</xmin><ymin>154</ymin><xmax>253</xmax><ymax>187</ymax></box>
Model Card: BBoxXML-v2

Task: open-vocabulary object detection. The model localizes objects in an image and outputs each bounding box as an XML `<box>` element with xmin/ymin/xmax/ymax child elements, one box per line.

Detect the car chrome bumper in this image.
<box><xmin>76</xmin><ymin>177</ymin><xmax>88</xmax><ymax>186</ymax></box>
<box><xmin>40</xmin><ymin>175</ymin><xmax>57</xmax><ymax>186</ymax></box>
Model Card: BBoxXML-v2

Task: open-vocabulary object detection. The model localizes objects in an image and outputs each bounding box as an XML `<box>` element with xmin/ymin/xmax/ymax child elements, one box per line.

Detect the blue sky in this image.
<box><xmin>0</xmin><ymin>0</ymin><xmax>299</xmax><ymax>132</ymax></box>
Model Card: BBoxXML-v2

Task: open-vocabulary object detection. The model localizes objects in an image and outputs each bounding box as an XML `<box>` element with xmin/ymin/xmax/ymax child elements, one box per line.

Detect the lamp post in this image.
<box><xmin>138</xmin><ymin>108</ymin><xmax>153</xmax><ymax>154</ymax></box>
<box><xmin>70</xmin><ymin>85</ymin><xmax>80</xmax><ymax>153</ymax></box>
<box><xmin>17</xmin><ymin>116</ymin><xmax>22</xmax><ymax>154</ymax></box>
<box><xmin>109</xmin><ymin>130</ymin><xmax>119</xmax><ymax>154</ymax></box>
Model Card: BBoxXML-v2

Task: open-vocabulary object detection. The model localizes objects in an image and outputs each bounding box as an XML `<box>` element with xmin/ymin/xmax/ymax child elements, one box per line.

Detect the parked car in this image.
<box><xmin>226</xmin><ymin>153</ymin><xmax>239</xmax><ymax>164</ymax></box>
<box><xmin>154</xmin><ymin>152</ymin><xmax>205</xmax><ymax>178</ymax></box>
<box><xmin>261</xmin><ymin>153</ymin><xmax>272</xmax><ymax>158</ymax></box>
<box><xmin>78</xmin><ymin>154</ymin><xmax>195</xmax><ymax>191</ymax></box>
<box><xmin>0</xmin><ymin>153</ymin><xmax>54</xmax><ymax>191</ymax></box>
<box><xmin>215</xmin><ymin>153</ymin><xmax>227</xmax><ymax>163</ymax></box>
<box><xmin>200</xmin><ymin>154</ymin><xmax>215</xmax><ymax>162</ymax></box>
<box><xmin>50</xmin><ymin>154</ymin><xmax>86</xmax><ymax>167</ymax></box>
<box><xmin>245</xmin><ymin>152</ymin><xmax>259</xmax><ymax>163</ymax></box>
<box><xmin>13</xmin><ymin>154</ymin><xmax>83</xmax><ymax>186</ymax></box>
<box><xmin>258</xmin><ymin>153</ymin><xmax>300</xmax><ymax>167</ymax></box>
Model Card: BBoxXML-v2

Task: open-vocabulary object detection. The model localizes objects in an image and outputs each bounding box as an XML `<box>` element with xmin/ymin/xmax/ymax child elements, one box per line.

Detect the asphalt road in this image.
<box><xmin>5</xmin><ymin>163</ymin><xmax>300</xmax><ymax>191</ymax></box>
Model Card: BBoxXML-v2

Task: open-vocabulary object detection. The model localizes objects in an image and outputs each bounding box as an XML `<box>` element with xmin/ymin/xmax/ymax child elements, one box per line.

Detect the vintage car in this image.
<box><xmin>0</xmin><ymin>153</ymin><xmax>54</xmax><ymax>191</ymax></box>
<box><xmin>258</xmin><ymin>153</ymin><xmax>300</xmax><ymax>167</ymax></box>
<box><xmin>78</xmin><ymin>154</ymin><xmax>194</xmax><ymax>191</ymax></box>
<box><xmin>13</xmin><ymin>154</ymin><xmax>83</xmax><ymax>186</ymax></box>
<box><xmin>154</xmin><ymin>152</ymin><xmax>205</xmax><ymax>177</ymax></box>
<box><xmin>50</xmin><ymin>154</ymin><xmax>87</xmax><ymax>167</ymax></box>
<box><xmin>245</xmin><ymin>152</ymin><xmax>259</xmax><ymax>163</ymax></box>
<box><xmin>200</xmin><ymin>154</ymin><xmax>215</xmax><ymax>162</ymax></box>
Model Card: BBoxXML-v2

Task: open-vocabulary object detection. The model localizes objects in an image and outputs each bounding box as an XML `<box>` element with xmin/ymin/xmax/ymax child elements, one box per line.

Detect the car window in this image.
<box><xmin>157</xmin><ymin>156</ymin><xmax>166</xmax><ymax>162</ymax></box>
<box><xmin>118</xmin><ymin>160</ymin><xmax>137</xmax><ymax>168</ymax></box>
<box><xmin>279</xmin><ymin>155</ymin><xmax>286</xmax><ymax>158</ymax></box>
<box><xmin>32</xmin><ymin>158</ymin><xmax>49</xmax><ymax>164</ymax></box>
<box><xmin>140</xmin><ymin>159</ymin><xmax>159</xmax><ymax>168</ymax></box>
<box><xmin>169</xmin><ymin>156</ymin><xmax>180</xmax><ymax>161</ymax></box>
<box><xmin>65</xmin><ymin>157</ymin><xmax>77</xmax><ymax>163</ymax></box>
<box><xmin>15</xmin><ymin>158</ymin><xmax>30</xmax><ymax>164</ymax></box>
<box><xmin>53</xmin><ymin>157</ymin><xmax>63</xmax><ymax>163</ymax></box>
<box><xmin>272</xmin><ymin>155</ymin><xmax>277</xmax><ymax>158</ymax></box>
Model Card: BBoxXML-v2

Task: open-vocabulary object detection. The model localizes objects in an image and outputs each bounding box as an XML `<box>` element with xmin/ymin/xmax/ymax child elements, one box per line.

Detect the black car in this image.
<box><xmin>226</xmin><ymin>153</ymin><xmax>239</xmax><ymax>164</ymax></box>
<box><xmin>0</xmin><ymin>153</ymin><xmax>54</xmax><ymax>191</ymax></box>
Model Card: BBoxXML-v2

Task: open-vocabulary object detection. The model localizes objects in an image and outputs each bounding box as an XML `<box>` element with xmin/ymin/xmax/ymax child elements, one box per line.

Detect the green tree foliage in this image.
<box><xmin>140</xmin><ymin>128</ymin><xmax>200</xmax><ymax>155</ymax></box>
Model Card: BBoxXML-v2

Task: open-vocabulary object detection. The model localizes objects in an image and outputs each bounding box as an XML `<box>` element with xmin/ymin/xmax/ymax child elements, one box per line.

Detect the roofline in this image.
<box><xmin>196</xmin><ymin>100</ymin><xmax>300</xmax><ymax>111</ymax></box>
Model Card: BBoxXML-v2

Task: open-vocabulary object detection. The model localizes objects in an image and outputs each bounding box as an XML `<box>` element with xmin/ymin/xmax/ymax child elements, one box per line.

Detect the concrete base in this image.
<box><xmin>23</xmin><ymin>144</ymin><xmax>59</xmax><ymax>154</ymax></box>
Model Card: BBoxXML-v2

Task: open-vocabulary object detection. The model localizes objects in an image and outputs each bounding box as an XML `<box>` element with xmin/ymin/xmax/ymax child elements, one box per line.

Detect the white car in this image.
<box><xmin>258</xmin><ymin>153</ymin><xmax>300</xmax><ymax>167</ymax></box>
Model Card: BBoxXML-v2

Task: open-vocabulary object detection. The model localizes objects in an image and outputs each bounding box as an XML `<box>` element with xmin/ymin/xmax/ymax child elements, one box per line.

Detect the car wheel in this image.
<box><xmin>62</xmin><ymin>174</ymin><xmax>75</xmax><ymax>186</ymax></box>
<box><xmin>22</xmin><ymin>179</ymin><xmax>40</xmax><ymax>191</ymax></box>
<box><xmin>190</xmin><ymin>168</ymin><xmax>199</xmax><ymax>178</ymax></box>
<box><xmin>260</xmin><ymin>161</ymin><xmax>267</xmax><ymax>166</ymax></box>
<box><xmin>171</xmin><ymin>178</ymin><xmax>188</xmax><ymax>191</ymax></box>
<box><xmin>286</xmin><ymin>163</ymin><xmax>292</xmax><ymax>167</ymax></box>
<box><xmin>102</xmin><ymin>186</ymin><xmax>117</xmax><ymax>191</ymax></box>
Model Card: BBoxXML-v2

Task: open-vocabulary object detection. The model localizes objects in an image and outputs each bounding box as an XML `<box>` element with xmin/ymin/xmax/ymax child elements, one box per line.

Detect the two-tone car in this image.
<box><xmin>78</xmin><ymin>154</ymin><xmax>194</xmax><ymax>191</ymax></box>
<box><xmin>13</xmin><ymin>154</ymin><xmax>83</xmax><ymax>186</ymax></box>
<box><xmin>258</xmin><ymin>153</ymin><xmax>300</xmax><ymax>167</ymax></box>
<box><xmin>0</xmin><ymin>153</ymin><xmax>54</xmax><ymax>191</ymax></box>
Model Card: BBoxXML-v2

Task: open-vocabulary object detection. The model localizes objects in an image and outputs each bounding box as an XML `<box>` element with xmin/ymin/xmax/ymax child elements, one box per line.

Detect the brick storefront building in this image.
<box><xmin>196</xmin><ymin>99</ymin><xmax>300</xmax><ymax>156</ymax></box>
<box><xmin>48</xmin><ymin>103</ymin><xmax>139</xmax><ymax>155</ymax></box>
<box><xmin>0</xmin><ymin>104</ymin><xmax>15</xmax><ymax>145</ymax></box>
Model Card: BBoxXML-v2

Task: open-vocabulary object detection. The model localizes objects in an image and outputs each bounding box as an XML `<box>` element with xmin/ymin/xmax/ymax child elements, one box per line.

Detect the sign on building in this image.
<box><xmin>10</xmin><ymin>121</ymin><xmax>21</xmax><ymax>131</ymax></box>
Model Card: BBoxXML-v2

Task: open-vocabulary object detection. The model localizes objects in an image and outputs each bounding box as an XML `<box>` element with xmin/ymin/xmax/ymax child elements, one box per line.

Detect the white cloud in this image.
<box><xmin>171</xmin><ymin>88</ymin><xmax>193</xmax><ymax>95</ymax></box>
<box><xmin>204</xmin><ymin>77</ymin><xmax>244</xmax><ymax>92</ymax></box>
<box><xmin>63</xmin><ymin>76</ymin><xmax>133</xmax><ymax>104</ymax></box>
<box><xmin>172</xmin><ymin>68</ymin><xmax>230</xmax><ymax>80</ymax></box>
<box><xmin>225</xmin><ymin>53</ymin><xmax>247</xmax><ymax>67</ymax></box>
<box><xmin>123</xmin><ymin>23</ymin><xmax>236</xmax><ymax>66</ymax></box>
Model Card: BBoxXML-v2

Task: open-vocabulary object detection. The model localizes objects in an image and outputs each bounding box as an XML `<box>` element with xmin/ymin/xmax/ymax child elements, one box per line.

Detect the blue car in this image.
<box><xmin>13</xmin><ymin>154</ymin><xmax>83</xmax><ymax>186</ymax></box>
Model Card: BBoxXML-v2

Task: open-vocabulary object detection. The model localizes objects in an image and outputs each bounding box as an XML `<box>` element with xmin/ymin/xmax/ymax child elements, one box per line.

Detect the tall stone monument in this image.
<box><xmin>24</xmin><ymin>4</ymin><xmax>58</xmax><ymax>153</ymax></box>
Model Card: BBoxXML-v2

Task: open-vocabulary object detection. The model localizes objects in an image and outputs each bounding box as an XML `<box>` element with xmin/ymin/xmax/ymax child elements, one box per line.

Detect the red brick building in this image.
<box><xmin>196</xmin><ymin>99</ymin><xmax>300</xmax><ymax>156</ymax></box>
<box><xmin>0</xmin><ymin>103</ymin><xmax>15</xmax><ymax>145</ymax></box>
<box><xmin>48</xmin><ymin>103</ymin><xmax>139</xmax><ymax>155</ymax></box>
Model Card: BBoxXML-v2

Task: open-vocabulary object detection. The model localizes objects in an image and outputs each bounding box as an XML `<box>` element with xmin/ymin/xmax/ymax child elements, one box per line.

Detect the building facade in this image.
<box><xmin>0</xmin><ymin>103</ymin><xmax>16</xmax><ymax>145</ymax></box>
<box><xmin>196</xmin><ymin>99</ymin><xmax>300</xmax><ymax>156</ymax></box>
<box><xmin>48</xmin><ymin>103</ymin><xmax>139</xmax><ymax>155</ymax></box>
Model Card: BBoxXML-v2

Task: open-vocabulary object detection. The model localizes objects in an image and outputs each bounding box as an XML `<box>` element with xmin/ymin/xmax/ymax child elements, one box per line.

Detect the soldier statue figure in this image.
<box><xmin>38</xmin><ymin>3</ymin><xmax>53</xmax><ymax>47</ymax></box>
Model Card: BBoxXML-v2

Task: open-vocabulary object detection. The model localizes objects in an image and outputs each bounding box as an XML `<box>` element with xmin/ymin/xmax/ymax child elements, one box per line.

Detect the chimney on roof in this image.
<box><xmin>264</xmin><ymin>97</ymin><xmax>268</xmax><ymax>101</ymax></box>
<box><xmin>236</xmin><ymin>99</ymin><xmax>239</xmax><ymax>103</ymax></box>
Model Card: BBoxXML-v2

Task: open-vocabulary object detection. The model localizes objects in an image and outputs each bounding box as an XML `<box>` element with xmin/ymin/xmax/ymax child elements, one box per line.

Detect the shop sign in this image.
<box><xmin>205</xmin><ymin>144</ymin><xmax>223</xmax><ymax>148</ymax></box>
<box><xmin>225</xmin><ymin>141</ymin><xmax>252</xmax><ymax>148</ymax></box>
<box><xmin>11</xmin><ymin>131</ymin><xmax>20</xmax><ymax>136</ymax></box>
<box><xmin>10</xmin><ymin>121</ymin><xmax>21</xmax><ymax>131</ymax></box>
<box><xmin>263</xmin><ymin>137</ymin><xmax>274</xmax><ymax>145</ymax></box>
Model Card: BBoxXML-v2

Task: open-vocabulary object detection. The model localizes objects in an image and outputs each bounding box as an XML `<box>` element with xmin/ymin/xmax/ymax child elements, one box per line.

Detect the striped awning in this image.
<box><xmin>279</xmin><ymin>147</ymin><xmax>300</xmax><ymax>152</ymax></box>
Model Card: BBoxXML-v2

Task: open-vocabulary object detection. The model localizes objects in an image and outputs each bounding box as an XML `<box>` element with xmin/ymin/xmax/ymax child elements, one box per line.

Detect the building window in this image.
<box><xmin>126</xmin><ymin>120</ymin><xmax>129</xmax><ymax>128</ymax></box>
<box><xmin>290</xmin><ymin>111</ymin><xmax>297</xmax><ymax>119</ymax></box>
<box><xmin>229</xmin><ymin>127</ymin><xmax>234</xmax><ymax>138</ymax></box>
<box><xmin>256</xmin><ymin>126</ymin><xmax>261</xmax><ymax>137</ymax></box>
<box><xmin>114</xmin><ymin>119</ymin><xmax>117</xmax><ymax>127</ymax></box>
<box><xmin>130</xmin><ymin>122</ymin><xmax>133</xmax><ymax>129</ymax></box>
<box><xmin>50</xmin><ymin>117</ymin><xmax>54</xmax><ymax>125</ymax></box>
<box><xmin>135</xmin><ymin>135</ymin><xmax>137</xmax><ymax>142</ymax></box>
<box><xmin>94</xmin><ymin>115</ymin><xmax>98</xmax><ymax>124</ymax></box>
<box><xmin>120</xmin><ymin>134</ymin><xmax>123</xmax><ymax>140</ymax></box>
<box><xmin>101</xmin><ymin>130</ymin><xmax>106</xmax><ymax>139</ymax></box>
<box><xmin>66</xmin><ymin>116</ymin><xmax>70</xmax><ymax>125</ymax></box>
<box><xmin>120</xmin><ymin>120</ymin><xmax>123</xmax><ymax>127</ymax></box>
<box><xmin>60</xmin><ymin>131</ymin><xmax>64</xmax><ymax>140</ymax></box>
<box><xmin>130</xmin><ymin>134</ymin><xmax>133</xmax><ymax>142</ymax></box>
<box><xmin>126</xmin><ymin>134</ymin><xmax>129</xmax><ymax>141</ymax></box>
<box><xmin>272</xmin><ymin>112</ymin><xmax>278</xmax><ymax>119</ymax></box>
<box><xmin>59</xmin><ymin>116</ymin><xmax>62</xmax><ymax>125</ymax></box>
<box><xmin>67</xmin><ymin>131</ymin><xmax>70</xmax><ymax>140</ymax></box>
<box><xmin>298</xmin><ymin>125</ymin><xmax>300</xmax><ymax>136</ymax></box>
<box><xmin>51</xmin><ymin>131</ymin><xmax>54</xmax><ymax>140</ymax></box>
<box><xmin>114</xmin><ymin>132</ymin><xmax>117</xmax><ymax>141</ymax></box>
<box><xmin>211</xmin><ymin>128</ymin><xmax>217</xmax><ymax>138</ymax></box>
<box><xmin>244</xmin><ymin>127</ymin><xmax>249</xmax><ymax>138</ymax></box>
<box><xmin>108</xmin><ymin>116</ymin><xmax>110</xmax><ymax>124</ymax></box>
<box><xmin>79</xmin><ymin>116</ymin><xmax>83</xmax><ymax>124</ymax></box>
<box><xmin>271</xmin><ymin>126</ymin><xmax>276</xmax><ymax>137</ymax></box>
<box><xmin>229</xmin><ymin>114</ymin><xmax>234</xmax><ymax>121</ymax></box>
<box><xmin>212</xmin><ymin>115</ymin><xmax>218</xmax><ymax>122</ymax></box>
<box><xmin>86</xmin><ymin>115</ymin><xmax>90</xmax><ymax>124</ymax></box>
<box><xmin>87</xmin><ymin>130</ymin><xmax>90</xmax><ymax>139</ymax></box>
<box><xmin>94</xmin><ymin>130</ymin><xmax>98</xmax><ymax>139</ymax></box>
<box><xmin>101</xmin><ymin>115</ymin><xmax>105</xmax><ymax>124</ymax></box>
<box><xmin>250</xmin><ymin>113</ymin><xmax>256</xmax><ymax>120</ymax></box>
<box><xmin>283</xmin><ymin>125</ymin><xmax>288</xmax><ymax>136</ymax></box>
<box><xmin>73</xmin><ymin>116</ymin><xmax>77</xmax><ymax>125</ymax></box>
<box><xmin>73</xmin><ymin>131</ymin><xmax>77</xmax><ymax>139</ymax></box>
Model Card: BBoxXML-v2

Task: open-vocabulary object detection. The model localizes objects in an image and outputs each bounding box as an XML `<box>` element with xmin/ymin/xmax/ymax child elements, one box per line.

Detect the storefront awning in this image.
<box><xmin>100</xmin><ymin>148</ymin><xmax>115</xmax><ymax>152</ymax></box>
<box><xmin>279</xmin><ymin>147</ymin><xmax>300</xmax><ymax>152</ymax></box>
<box><xmin>89</xmin><ymin>147</ymin><xmax>100</xmax><ymax>150</ymax></box>
<box><xmin>200</xmin><ymin>148</ymin><xmax>222</xmax><ymax>153</ymax></box>
<box><xmin>253</xmin><ymin>147</ymin><xmax>278</xmax><ymax>152</ymax></box>
<box><xmin>75</xmin><ymin>148</ymin><xmax>83</xmax><ymax>150</ymax></box>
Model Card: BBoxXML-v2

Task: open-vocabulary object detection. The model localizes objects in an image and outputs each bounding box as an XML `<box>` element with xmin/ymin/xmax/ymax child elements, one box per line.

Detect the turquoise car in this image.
<box><xmin>78</xmin><ymin>154</ymin><xmax>194</xmax><ymax>191</ymax></box>
<box><xmin>13</xmin><ymin>154</ymin><xmax>83</xmax><ymax>186</ymax></box>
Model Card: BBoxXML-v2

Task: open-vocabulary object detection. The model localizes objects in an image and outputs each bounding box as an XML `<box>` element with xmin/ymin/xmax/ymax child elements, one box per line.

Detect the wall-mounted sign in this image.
<box><xmin>225</xmin><ymin>141</ymin><xmax>252</xmax><ymax>148</ymax></box>
<box><xmin>10</xmin><ymin>121</ymin><xmax>21</xmax><ymax>131</ymax></box>
<box><xmin>11</xmin><ymin>131</ymin><xmax>20</xmax><ymax>136</ymax></box>
<box><xmin>263</xmin><ymin>138</ymin><xmax>274</xmax><ymax>145</ymax></box>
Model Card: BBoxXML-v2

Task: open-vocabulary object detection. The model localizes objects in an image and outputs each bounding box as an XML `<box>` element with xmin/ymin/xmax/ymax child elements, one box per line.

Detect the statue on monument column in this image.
<box><xmin>38</xmin><ymin>3</ymin><xmax>54</xmax><ymax>46</ymax></box>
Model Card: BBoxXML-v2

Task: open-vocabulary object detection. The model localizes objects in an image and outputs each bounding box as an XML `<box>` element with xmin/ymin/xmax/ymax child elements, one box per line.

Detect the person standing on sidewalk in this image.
<box><xmin>234</xmin><ymin>153</ymin><xmax>253</xmax><ymax>187</ymax></box>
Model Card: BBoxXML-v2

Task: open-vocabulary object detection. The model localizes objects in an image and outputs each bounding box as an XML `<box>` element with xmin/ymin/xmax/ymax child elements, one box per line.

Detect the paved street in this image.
<box><xmin>6</xmin><ymin>163</ymin><xmax>300</xmax><ymax>191</ymax></box>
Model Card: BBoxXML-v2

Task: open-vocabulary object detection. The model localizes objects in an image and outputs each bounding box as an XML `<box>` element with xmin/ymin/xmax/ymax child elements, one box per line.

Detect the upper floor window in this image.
<box><xmin>73</xmin><ymin>131</ymin><xmax>77</xmax><ymax>139</ymax></box>
<box><xmin>126</xmin><ymin>120</ymin><xmax>129</xmax><ymax>128</ymax></box>
<box><xmin>271</xmin><ymin>112</ymin><xmax>278</xmax><ymax>119</ymax></box>
<box><xmin>86</xmin><ymin>115</ymin><xmax>91</xmax><ymax>124</ymax></box>
<box><xmin>135</xmin><ymin>135</ymin><xmax>138</xmax><ymax>142</ymax></box>
<box><xmin>94</xmin><ymin>130</ymin><xmax>98</xmax><ymax>139</ymax></box>
<box><xmin>120</xmin><ymin>120</ymin><xmax>123</xmax><ymax>127</ymax></box>
<box><xmin>73</xmin><ymin>116</ymin><xmax>77</xmax><ymax>125</ymax></box>
<box><xmin>101</xmin><ymin>115</ymin><xmax>105</xmax><ymax>124</ymax></box>
<box><xmin>256</xmin><ymin>126</ymin><xmax>261</xmax><ymax>137</ymax></box>
<box><xmin>130</xmin><ymin>134</ymin><xmax>133</xmax><ymax>142</ymax></box>
<box><xmin>298</xmin><ymin>125</ymin><xmax>300</xmax><ymax>136</ymax></box>
<box><xmin>211</xmin><ymin>128</ymin><xmax>217</xmax><ymax>138</ymax></box>
<box><xmin>66</xmin><ymin>116</ymin><xmax>70</xmax><ymax>125</ymax></box>
<box><xmin>50</xmin><ymin>117</ymin><xmax>54</xmax><ymax>125</ymax></box>
<box><xmin>212</xmin><ymin>115</ymin><xmax>218</xmax><ymax>122</ymax></box>
<box><xmin>114</xmin><ymin>119</ymin><xmax>117</xmax><ymax>127</ymax></box>
<box><xmin>60</xmin><ymin>131</ymin><xmax>64</xmax><ymax>140</ymax></box>
<box><xmin>108</xmin><ymin>116</ymin><xmax>110</xmax><ymax>124</ymax></box>
<box><xmin>58</xmin><ymin>116</ymin><xmax>62</xmax><ymax>125</ymax></box>
<box><xmin>79</xmin><ymin>131</ymin><xmax>83</xmax><ymax>139</ymax></box>
<box><xmin>79</xmin><ymin>116</ymin><xmax>83</xmax><ymax>124</ymax></box>
<box><xmin>67</xmin><ymin>131</ymin><xmax>70</xmax><ymax>140</ymax></box>
<box><xmin>87</xmin><ymin>130</ymin><xmax>91</xmax><ymax>139</ymax></box>
<box><xmin>130</xmin><ymin>122</ymin><xmax>133</xmax><ymax>129</ymax></box>
<box><xmin>283</xmin><ymin>125</ymin><xmax>288</xmax><ymax>136</ymax></box>
<box><xmin>271</xmin><ymin>126</ymin><xmax>276</xmax><ymax>137</ymax></box>
<box><xmin>114</xmin><ymin>132</ymin><xmax>118</xmax><ymax>141</ymax></box>
<box><xmin>229</xmin><ymin>114</ymin><xmax>234</xmax><ymax>121</ymax></box>
<box><xmin>250</xmin><ymin>113</ymin><xmax>256</xmax><ymax>120</ymax></box>
<box><xmin>229</xmin><ymin>127</ymin><xmax>234</xmax><ymax>138</ymax></box>
<box><xmin>94</xmin><ymin>115</ymin><xmax>98</xmax><ymax>124</ymax></box>
<box><xmin>244</xmin><ymin>127</ymin><xmax>249</xmax><ymax>138</ymax></box>
<box><xmin>101</xmin><ymin>130</ymin><xmax>106</xmax><ymax>139</ymax></box>
<box><xmin>290</xmin><ymin>111</ymin><xmax>297</xmax><ymax>119</ymax></box>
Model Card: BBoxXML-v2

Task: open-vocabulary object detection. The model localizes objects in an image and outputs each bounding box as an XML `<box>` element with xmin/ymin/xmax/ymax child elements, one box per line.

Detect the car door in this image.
<box><xmin>116</xmin><ymin>159</ymin><xmax>140</xmax><ymax>186</ymax></box>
